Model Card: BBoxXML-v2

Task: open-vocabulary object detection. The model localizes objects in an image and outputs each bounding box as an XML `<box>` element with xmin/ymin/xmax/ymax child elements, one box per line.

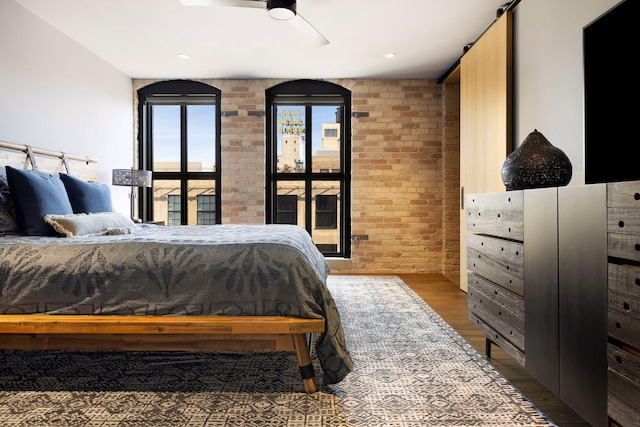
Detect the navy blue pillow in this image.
<box><xmin>5</xmin><ymin>166</ymin><xmax>74</xmax><ymax>236</ymax></box>
<box><xmin>0</xmin><ymin>167</ymin><xmax>19</xmax><ymax>235</ymax></box>
<box><xmin>60</xmin><ymin>173</ymin><xmax>113</xmax><ymax>214</ymax></box>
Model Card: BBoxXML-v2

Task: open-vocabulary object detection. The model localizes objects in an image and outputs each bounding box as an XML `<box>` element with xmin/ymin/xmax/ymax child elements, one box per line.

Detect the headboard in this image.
<box><xmin>0</xmin><ymin>140</ymin><xmax>98</xmax><ymax>181</ymax></box>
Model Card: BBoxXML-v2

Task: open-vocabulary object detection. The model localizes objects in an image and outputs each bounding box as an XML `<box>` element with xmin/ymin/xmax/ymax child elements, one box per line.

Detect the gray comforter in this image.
<box><xmin>0</xmin><ymin>223</ymin><xmax>353</xmax><ymax>384</ymax></box>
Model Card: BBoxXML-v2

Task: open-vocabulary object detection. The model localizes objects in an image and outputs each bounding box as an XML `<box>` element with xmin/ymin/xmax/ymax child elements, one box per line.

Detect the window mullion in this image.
<box><xmin>304</xmin><ymin>104</ymin><xmax>313</xmax><ymax>237</ymax></box>
<box><xmin>180</xmin><ymin>105</ymin><xmax>188</xmax><ymax>225</ymax></box>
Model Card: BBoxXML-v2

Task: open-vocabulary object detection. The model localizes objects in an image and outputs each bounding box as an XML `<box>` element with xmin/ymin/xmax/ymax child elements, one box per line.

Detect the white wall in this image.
<box><xmin>513</xmin><ymin>0</ymin><xmax>621</xmax><ymax>186</ymax></box>
<box><xmin>0</xmin><ymin>0</ymin><xmax>133</xmax><ymax>213</ymax></box>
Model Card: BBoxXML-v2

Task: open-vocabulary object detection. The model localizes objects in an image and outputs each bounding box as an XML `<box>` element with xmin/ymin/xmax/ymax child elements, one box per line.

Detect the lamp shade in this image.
<box><xmin>267</xmin><ymin>0</ymin><xmax>296</xmax><ymax>20</ymax></box>
<box><xmin>112</xmin><ymin>169</ymin><xmax>153</xmax><ymax>187</ymax></box>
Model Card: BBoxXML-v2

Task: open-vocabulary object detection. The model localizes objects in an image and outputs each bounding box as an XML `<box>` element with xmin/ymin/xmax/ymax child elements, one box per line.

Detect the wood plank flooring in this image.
<box><xmin>397</xmin><ymin>273</ymin><xmax>591</xmax><ymax>427</ymax></box>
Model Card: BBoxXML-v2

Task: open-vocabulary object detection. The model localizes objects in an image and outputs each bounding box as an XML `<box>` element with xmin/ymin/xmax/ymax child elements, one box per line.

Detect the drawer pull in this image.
<box><xmin>635</xmin><ymin>193</ymin><xmax>640</xmax><ymax>201</ymax></box>
<box><xmin>616</xmin><ymin>322</ymin><xmax>622</xmax><ymax>329</ymax></box>
<box><xmin>635</xmin><ymin>244</ymin><xmax>640</xmax><ymax>252</ymax></box>
<box><xmin>635</xmin><ymin>277</ymin><xmax>640</xmax><ymax>287</ymax></box>
<box><xmin>623</xmin><ymin>302</ymin><xmax>630</xmax><ymax>311</ymax></box>
<box><xmin>615</xmin><ymin>355</ymin><xmax>623</xmax><ymax>364</ymax></box>
<box><xmin>497</xmin><ymin>213</ymin><xmax>501</xmax><ymax>218</ymax></box>
<box><xmin>618</xmin><ymin>220</ymin><xmax>625</xmax><ymax>228</ymax></box>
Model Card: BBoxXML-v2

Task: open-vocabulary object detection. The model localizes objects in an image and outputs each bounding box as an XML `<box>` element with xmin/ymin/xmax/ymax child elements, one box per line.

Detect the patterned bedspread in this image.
<box><xmin>0</xmin><ymin>224</ymin><xmax>353</xmax><ymax>384</ymax></box>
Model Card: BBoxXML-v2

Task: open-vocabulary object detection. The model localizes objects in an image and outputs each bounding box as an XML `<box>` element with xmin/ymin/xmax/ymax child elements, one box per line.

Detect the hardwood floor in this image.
<box><xmin>397</xmin><ymin>273</ymin><xmax>591</xmax><ymax>427</ymax></box>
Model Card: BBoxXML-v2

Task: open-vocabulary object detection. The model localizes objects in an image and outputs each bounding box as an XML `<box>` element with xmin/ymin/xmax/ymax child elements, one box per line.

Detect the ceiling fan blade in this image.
<box><xmin>178</xmin><ymin>0</ymin><xmax>265</xmax><ymax>9</ymax></box>
<box><xmin>289</xmin><ymin>13</ymin><xmax>329</xmax><ymax>47</ymax></box>
<box><xmin>178</xmin><ymin>0</ymin><xmax>328</xmax><ymax>46</ymax></box>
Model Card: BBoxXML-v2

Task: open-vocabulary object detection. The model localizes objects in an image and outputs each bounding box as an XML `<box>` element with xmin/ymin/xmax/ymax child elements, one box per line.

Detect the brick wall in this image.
<box><xmin>442</xmin><ymin>82</ymin><xmax>461</xmax><ymax>283</ymax></box>
<box><xmin>133</xmin><ymin>78</ymin><xmax>459</xmax><ymax>275</ymax></box>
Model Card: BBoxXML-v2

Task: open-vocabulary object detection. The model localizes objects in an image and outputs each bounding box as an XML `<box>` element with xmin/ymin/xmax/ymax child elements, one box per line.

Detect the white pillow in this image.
<box><xmin>43</xmin><ymin>212</ymin><xmax>136</xmax><ymax>238</ymax></box>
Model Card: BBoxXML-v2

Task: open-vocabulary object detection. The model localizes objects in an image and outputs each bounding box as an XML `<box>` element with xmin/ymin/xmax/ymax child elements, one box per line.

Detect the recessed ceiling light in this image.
<box><xmin>177</xmin><ymin>53</ymin><xmax>190</xmax><ymax>59</ymax></box>
<box><xmin>384</xmin><ymin>53</ymin><xmax>396</xmax><ymax>59</ymax></box>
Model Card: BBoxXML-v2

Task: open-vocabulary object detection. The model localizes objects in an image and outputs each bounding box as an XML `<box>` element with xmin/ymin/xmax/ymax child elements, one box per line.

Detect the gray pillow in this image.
<box><xmin>44</xmin><ymin>212</ymin><xmax>136</xmax><ymax>237</ymax></box>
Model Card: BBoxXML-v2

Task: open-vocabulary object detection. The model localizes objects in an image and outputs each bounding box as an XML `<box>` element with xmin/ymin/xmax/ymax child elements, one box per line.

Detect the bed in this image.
<box><xmin>0</xmin><ymin>140</ymin><xmax>353</xmax><ymax>393</ymax></box>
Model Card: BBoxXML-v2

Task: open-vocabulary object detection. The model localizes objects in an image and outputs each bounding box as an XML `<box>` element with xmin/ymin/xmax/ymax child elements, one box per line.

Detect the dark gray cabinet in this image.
<box><xmin>522</xmin><ymin>187</ymin><xmax>560</xmax><ymax>396</ymax></box>
<box><xmin>556</xmin><ymin>185</ymin><xmax>608</xmax><ymax>427</ymax></box>
<box><xmin>469</xmin><ymin>185</ymin><xmax>609</xmax><ymax>427</ymax></box>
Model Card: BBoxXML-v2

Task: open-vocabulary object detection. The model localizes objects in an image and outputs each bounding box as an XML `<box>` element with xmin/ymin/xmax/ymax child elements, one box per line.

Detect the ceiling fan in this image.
<box><xmin>178</xmin><ymin>0</ymin><xmax>329</xmax><ymax>47</ymax></box>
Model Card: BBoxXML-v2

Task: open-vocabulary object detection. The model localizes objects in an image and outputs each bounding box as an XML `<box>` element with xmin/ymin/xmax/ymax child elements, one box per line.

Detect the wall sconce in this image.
<box><xmin>112</xmin><ymin>168</ymin><xmax>152</xmax><ymax>222</ymax></box>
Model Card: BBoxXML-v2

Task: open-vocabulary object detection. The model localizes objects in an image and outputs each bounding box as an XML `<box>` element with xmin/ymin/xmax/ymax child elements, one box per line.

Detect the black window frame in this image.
<box><xmin>276</xmin><ymin>194</ymin><xmax>298</xmax><ymax>225</ymax></box>
<box><xmin>167</xmin><ymin>194</ymin><xmax>181</xmax><ymax>226</ymax></box>
<box><xmin>315</xmin><ymin>194</ymin><xmax>338</xmax><ymax>229</ymax></box>
<box><xmin>266</xmin><ymin>79</ymin><xmax>352</xmax><ymax>258</ymax></box>
<box><xmin>196</xmin><ymin>194</ymin><xmax>216</xmax><ymax>225</ymax></box>
<box><xmin>137</xmin><ymin>80</ymin><xmax>221</xmax><ymax>224</ymax></box>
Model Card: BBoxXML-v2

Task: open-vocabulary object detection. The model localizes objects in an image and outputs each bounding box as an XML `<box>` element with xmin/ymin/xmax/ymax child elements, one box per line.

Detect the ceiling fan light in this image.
<box><xmin>267</xmin><ymin>0</ymin><xmax>296</xmax><ymax>20</ymax></box>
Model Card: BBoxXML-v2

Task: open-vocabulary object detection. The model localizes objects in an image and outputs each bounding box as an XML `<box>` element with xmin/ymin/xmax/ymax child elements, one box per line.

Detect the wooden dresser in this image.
<box><xmin>467</xmin><ymin>185</ymin><xmax>613</xmax><ymax>427</ymax></box>
<box><xmin>606</xmin><ymin>181</ymin><xmax>640</xmax><ymax>426</ymax></box>
<box><xmin>468</xmin><ymin>183</ymin><xmax>640</xmax><ymax>426</ymax></box>
<box><xmin>466</xmin><ymin>190</ymin><xmax>525</xmax><ymax>366</ymax></box>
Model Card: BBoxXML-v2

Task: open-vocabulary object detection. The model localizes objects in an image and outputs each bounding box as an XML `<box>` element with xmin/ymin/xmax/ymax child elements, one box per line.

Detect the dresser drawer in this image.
<box><xmin>608</xmin><ymin>343</ymin><xmax>640</xmax><ymax>387</ymax></box>
<box><xmin>608</xmin><ymin>343</ymin><xmax>640</xmax><ymax>427</ymax></box>
<box><xmin>609</xmin><ymin>233</ymin><xmax>640</xmax><ymax>264</ymax></box>
<box><xmin>466</xmin><ymin>191</ymin><xmax>523</xmax><ymax>241</ymax></box>
<box><xmin>609</xmin><ymin>263</ymin><xmax>640</xmax><ymax>349</ymax></box>
<box><xmin>608</xmin><ymin>208</ymin><xmax>640</xmax><ymax>235</ymax></box>
<box><xmin>468</xmin><ymin>311</ymin><xmax>525</xmax><ymax>367</ymax></box>
<box><xmin>607</xmin><ymin>180</ymin><xmax>640</xmax><ymax>208</ymax></box>
<box><xmin>468</xmin><ymin>273</ymin><xmax>525</xmax><ymax>351</ymax></box>
<box><xmin>467</xmin><ymin>233</ymin><xmax>524</xmax><ymax>296</ymax></box>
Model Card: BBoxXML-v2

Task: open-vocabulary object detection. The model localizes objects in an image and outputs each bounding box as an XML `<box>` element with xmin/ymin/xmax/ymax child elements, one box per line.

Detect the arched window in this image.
<box><xmin>137</xmin><ymin>80</ymin><xmax>221</xmax><ymax>225</ymax></box>
<box><xmin>266</xmin><ymin>80</ymin><xmax>352</xmax><ymax>257</ymax></box>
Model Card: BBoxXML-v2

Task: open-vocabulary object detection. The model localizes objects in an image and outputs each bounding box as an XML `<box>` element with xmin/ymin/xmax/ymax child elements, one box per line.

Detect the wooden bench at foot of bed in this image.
<box><xmin>0</xmin><ymin>315</ymin><xmax>325</xmax><ymax>393</ymax></box>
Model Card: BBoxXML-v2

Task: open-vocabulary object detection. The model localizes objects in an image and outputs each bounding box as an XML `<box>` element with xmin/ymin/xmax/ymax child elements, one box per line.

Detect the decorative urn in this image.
<box><xmin>501</xmin><ymin>129</ymin><xmax>572</xmax><ymax>190</ymax></box>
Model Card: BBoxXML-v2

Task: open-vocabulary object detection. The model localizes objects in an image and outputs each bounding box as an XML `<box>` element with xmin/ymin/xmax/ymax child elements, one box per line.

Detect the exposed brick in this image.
<box><xmin>133</xmin><ymin>78</ymin><xmax>460</xmax><ymax>277</ymax></box>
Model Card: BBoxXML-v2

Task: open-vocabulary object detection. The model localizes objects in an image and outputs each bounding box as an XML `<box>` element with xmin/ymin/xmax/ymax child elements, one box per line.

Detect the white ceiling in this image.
<box><xmin>15</xmin><ymin>0</ymin><xmax>509</xmax><ymax>80</ymax></box>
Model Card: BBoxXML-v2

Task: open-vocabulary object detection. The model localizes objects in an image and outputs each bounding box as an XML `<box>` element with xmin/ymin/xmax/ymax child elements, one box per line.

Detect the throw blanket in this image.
<box><xmin>0</xmin><ymin>224</ymin><xmax>353</xmax><ymax>384</ymax></box>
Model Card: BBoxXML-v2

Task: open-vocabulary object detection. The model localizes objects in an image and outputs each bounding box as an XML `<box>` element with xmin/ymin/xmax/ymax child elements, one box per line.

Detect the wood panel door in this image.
<box><xmin>459</xmin><ymin>11</ymin><xmax>513</xmax><ymax>292</ymax></box>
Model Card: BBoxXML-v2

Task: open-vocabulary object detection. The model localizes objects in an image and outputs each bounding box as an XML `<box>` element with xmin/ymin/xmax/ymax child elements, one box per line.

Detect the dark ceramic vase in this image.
<box><xmin>501</xmin><ymin>129</ymin><xmax>572</xmax><ymax>190</ymax></box>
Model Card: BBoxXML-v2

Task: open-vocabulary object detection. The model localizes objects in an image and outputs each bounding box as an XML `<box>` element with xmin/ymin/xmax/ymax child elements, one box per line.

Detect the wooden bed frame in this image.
<box><xmin>0</xmin><ymin>141</ymin><xmax>325</xmax><ymax>393</ymax></box>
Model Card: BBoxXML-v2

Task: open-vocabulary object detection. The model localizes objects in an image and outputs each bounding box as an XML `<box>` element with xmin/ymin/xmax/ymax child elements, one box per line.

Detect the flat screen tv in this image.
<box><xmin>584</xmin><ymin>0</ymin><xmax>636</xmax><ymax>184</ymax></box>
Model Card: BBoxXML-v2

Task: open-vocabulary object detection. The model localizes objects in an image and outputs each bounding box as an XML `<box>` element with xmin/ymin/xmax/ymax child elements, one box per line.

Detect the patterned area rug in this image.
<box><xmin>0</xmin><ymin>275</ymin><xmax>555</xmax><ymax>426</ymax></box>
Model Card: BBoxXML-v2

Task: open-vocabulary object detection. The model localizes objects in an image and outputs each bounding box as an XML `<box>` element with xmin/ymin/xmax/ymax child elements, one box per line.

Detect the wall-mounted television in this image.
<box><xmin>584</xmin><ymin>0</ymin><xmax>636</xmax><ymax>184</ymax></box>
